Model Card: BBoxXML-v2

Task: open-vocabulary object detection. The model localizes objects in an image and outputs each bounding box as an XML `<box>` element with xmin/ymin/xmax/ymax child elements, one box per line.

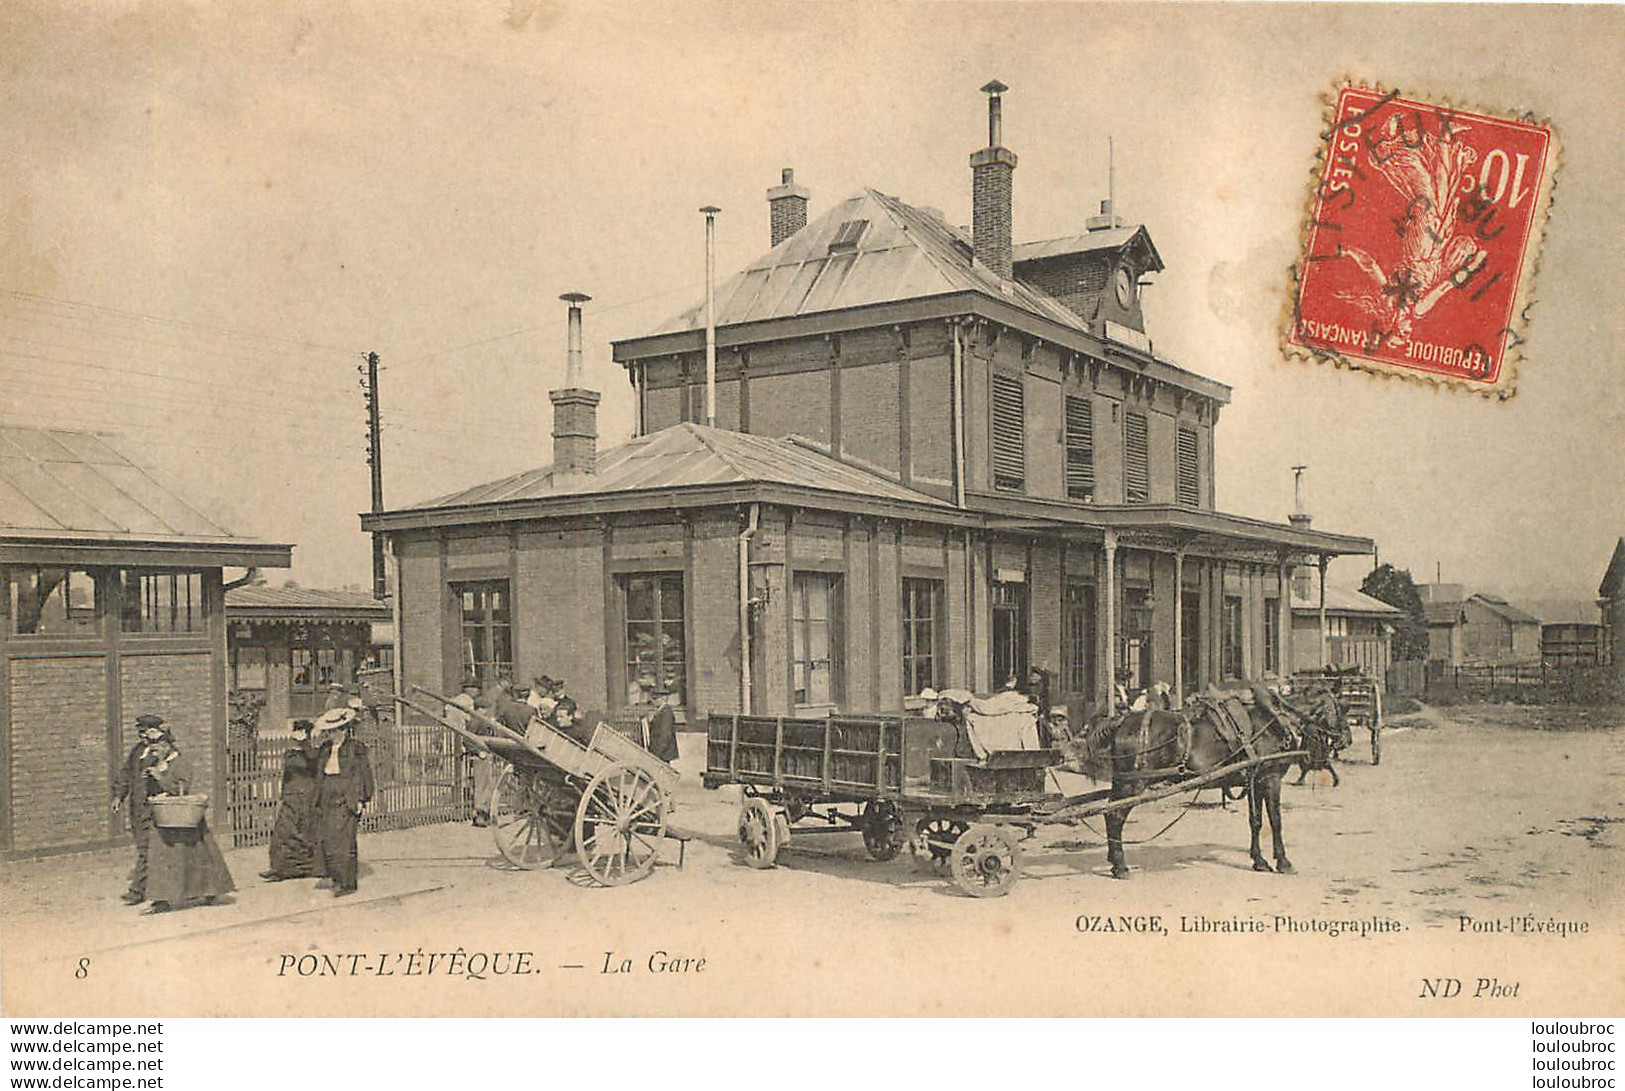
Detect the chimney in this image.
<box><xmin>767</xmin><ymin>168</ymin><xmax>810</xmax><ymax>247</ymax></box>
<box><xmin>1288</xmin><ymin>464</ymin><xmax>1312</xmax><ymax>528</ymax></box>
<box><xmin>549</xmin><ymin>292</ymin><xmax>600</xmax><ymax>482</ymax></box>
<box><xmin>969</xmin><ymin>79</ymin><xmax>1017</xmax><ymax>280</ymax></box>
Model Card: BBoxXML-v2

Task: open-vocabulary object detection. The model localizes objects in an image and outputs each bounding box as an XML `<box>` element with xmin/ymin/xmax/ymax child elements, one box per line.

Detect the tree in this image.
<box><xmin>1361</xmin><ymin>563</ymin><xmax>1429</xmax><ymax>660</ymax></box>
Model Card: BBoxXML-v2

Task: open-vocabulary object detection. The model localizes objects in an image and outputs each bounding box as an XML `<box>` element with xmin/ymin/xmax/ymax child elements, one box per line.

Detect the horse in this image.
<box><xmin>1100</xmin><ymin>683</ymin><xmax>1343</xmax><ymax>880</ymax></box>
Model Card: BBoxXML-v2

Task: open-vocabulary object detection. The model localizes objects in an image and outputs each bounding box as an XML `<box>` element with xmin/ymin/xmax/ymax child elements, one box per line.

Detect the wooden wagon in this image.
<box><xmin>705</xmin><ymin>709</ymin><xmax>1299</xmax><ymax>897</ymax></box>
<box><xmin>402</xmin><ymin>686</ymin><xmax>679</xmax><ymax>887</ymax></box>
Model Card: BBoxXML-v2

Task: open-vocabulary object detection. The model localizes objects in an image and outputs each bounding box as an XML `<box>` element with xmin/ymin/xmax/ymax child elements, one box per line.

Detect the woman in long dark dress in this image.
<box><xmin>261</xmin><ymin>720</ymin><xmax>320</xmax><ymax>880</ymax></box>
<box><xmin>143</xmin><ymin>746</ymin><xmax>236</xmax><ymax>914</ymax></box>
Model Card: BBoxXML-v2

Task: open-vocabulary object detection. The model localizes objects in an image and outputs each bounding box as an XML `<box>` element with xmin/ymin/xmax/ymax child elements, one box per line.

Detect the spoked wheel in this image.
<box><xmin>948</xmin><ymin>824</ymin><xmax>1023</xmax><ymax>898</ymax></box>
<box><xmin>737</xmin><ymin>797</ymin><xmax>783</xmax><ymax>869</ymax></box>
<box><xmin>491</xmin><ymin>766</ymin><xmax>559</xmax><ymax>870</ymax></box>
<box><xmin>861</xmin><ymin>800</ymin><xmax>906</xmax><ymax>862</ymax></box>
<box><xmin>574</xmin><ymin>762</ymin><xmax>668</xmax><ymax>887</ymax></box>
<box><xmin>912</xmin><ymin>816</ymin><xmax>970</xmax><ymax>872</ymax></box>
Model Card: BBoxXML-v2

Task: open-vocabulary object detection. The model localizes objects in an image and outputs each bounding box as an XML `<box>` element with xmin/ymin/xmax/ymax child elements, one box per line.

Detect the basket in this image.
<box><xmin>150</xmin><ymin>794</ymin><xmax>209</xmax><ymax>829</ymax></box>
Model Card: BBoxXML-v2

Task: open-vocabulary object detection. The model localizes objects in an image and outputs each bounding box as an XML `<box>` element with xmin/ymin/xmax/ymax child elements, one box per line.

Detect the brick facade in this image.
<box><xmin>2</xmin><ymin>569</ymin><xmax>230</xmax><ymax>858</ymax></box>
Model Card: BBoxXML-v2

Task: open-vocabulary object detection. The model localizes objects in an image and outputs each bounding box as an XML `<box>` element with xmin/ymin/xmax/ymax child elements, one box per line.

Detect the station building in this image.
<box><xmin>366</xmin><ymin>83</ymin><xmax>1373</xmax><ymax>728</ymax></box>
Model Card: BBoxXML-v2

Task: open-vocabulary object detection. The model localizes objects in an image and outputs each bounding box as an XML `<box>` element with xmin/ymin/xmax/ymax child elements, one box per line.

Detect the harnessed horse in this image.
<box><xmin>1102</xmin><ymin>684</ymin><xmax>1344</xmax><ymax>879</ymax></box>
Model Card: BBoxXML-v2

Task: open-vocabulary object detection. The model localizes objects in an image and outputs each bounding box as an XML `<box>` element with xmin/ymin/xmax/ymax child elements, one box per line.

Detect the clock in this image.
<box><xmin>1114</xmin><ymin>267</ymin><xmax>1135</xmax><ymax>308</ymax></box>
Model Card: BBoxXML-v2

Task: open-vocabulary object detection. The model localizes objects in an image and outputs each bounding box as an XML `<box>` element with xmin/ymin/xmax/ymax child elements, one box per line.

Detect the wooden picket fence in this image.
<box><xmin>225</xmin><ymin>705</ymin><xmax>471</xmax><ymax>849</ymax></box>
<box><xmin>1422</xmin><ymin>662</ymin><xmax>1620</xmax><ymax>704</ymax></box>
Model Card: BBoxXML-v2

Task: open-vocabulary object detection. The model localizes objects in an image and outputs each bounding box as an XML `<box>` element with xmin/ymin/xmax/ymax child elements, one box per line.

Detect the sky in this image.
<box><xmin>3</xmin><ymin>1</ymin><xmax>1620</xmax><ymax>604</ymax></box>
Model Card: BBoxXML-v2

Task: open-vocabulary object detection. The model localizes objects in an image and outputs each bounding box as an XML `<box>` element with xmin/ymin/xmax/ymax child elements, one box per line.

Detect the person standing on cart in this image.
<box><xmin>261</xmin><ymin>719</ymin><xmax>321</xmax><ymax>879</ymax></box>
<box><xmin>447</xmin><ymin>678</ymin><xmax>493</xmax><ymax>826</ymax></box>
<box><xmin>313</xmin><ymin>707</ymin><xmax>374</xmax><ymax>897</ymax></box>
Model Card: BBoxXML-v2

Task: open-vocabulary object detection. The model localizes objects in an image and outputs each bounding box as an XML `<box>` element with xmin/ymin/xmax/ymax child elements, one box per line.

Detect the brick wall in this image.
<box><xmin>873</xmin><ymin>522</ymin><xmax>903</xmax><ymax>711</ymax></box>
<box><xmin>840</xmin><ymin>362</ymin><xmax>900</xmax><ymax>475</ymax></box>
<box><xmin>844</xmin><ymin>519</ymin><xmax>875</xmax><ymax>710</ymax></box>
<box><xmin>519</xmin><ymin>526</ymin><xmax>606</xmax><ymax>709</ymax></box>
<box><xmin>750</xmin><ymin>368</ymin><xmax>831</xmax><ymax>447</ymax></box>
<box><xmin>1029</xmin><ymin>539</ymin><xmax>1061</xmax><ymax>678</ymax></box>
<box><xmin>8</xmin><ymin>657</ymin><xmax>110</xmax><ymax>851</ymax></box>
<box><xmin>395</xmin><ymin>536</ymin><xmax>445</xmax><ymax>697</ymax></box>
<box><xmin>121</xmin><ymin>653</ymin><xmax>214</xmax><ymax>787</ymax></box>
<box><xmin>909</xmin><ymin>354</ymin><xmax>954</xmax><ymax>489</ymax></box>
<box><xmin>644</xmin><ymin>384</ymin><xmax>682</xmax><ymax>434</ymax></box>
<box><xmin>689</xmin><ymin>514</ymin><xmax>741</xmax><ymax>715</ymax></box>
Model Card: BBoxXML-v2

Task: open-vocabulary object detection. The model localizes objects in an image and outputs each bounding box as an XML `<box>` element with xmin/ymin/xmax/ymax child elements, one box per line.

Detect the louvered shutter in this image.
<box><xmin>1176</xmin><ymin>427</ymin><xmax>1200</xmax><ymax>506</ymax></box>
<box><xmin>991</xmin><ymin>372</ymin><xmax>1025</xmax><ymax>491</ymax></box>
<box><xmin>1124</xmin><ymin>411</ymin><xmax>1150</xmax><ymax>503</ymax></box>
<box><xmin>1065</xmin><ymin>395</ymin><xmax>1095</xmax><ymax>501</ymax></box>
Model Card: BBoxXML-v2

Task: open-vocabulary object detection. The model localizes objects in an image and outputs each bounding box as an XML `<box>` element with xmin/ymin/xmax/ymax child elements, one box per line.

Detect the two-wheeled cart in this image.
<box><xmin>706</xmin><ymin>711</ymin><xmax>1300</xmax><ymax>897</ymax></box>
<box><xmin>402</xmin><ymin>685</ymin><xmax>680</xmax><ymax>887</ymax></box>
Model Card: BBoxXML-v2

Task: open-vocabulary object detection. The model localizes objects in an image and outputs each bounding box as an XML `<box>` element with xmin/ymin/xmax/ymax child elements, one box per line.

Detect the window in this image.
<box><xmin>7</xmin><ymin>567</ymin><xmax>99</xmax><ymax>637</ymax></box>
<box><xmin>1065</xmin><ymin>395</ymin><xmax>1095</xmax><ymax>501</ymax></box>
<box><xmin>291</xmin><ymin>646</ymin><xmax>314</xmax><ymax>690</ymax></box>
<box><xmin>1181</xmin><ymin>590</ymin><xmax>1203</xmax><ymax>694</ymax></box>
<box><xmin>316</xmin><ymin>646</ymin><xmax>339</xmax><ymax>687</ymax></box>
<box><xmin>119</xmin><ymin>571</ymin><xmax>205</xmax><ymax>634</ymax></box>
<box><xmin>1176</xmin><ymin>427</ymin><xmax>1200</xmax><ymax>506</ymax></box>
<box><xmin>1061</xmin><ymin>581</ymin><xmax>1096</xmax><ymax>695</ymax></box>
<box><xmin>1222</xmin><ymin>595</ymin><xmax>1244</xmax><ymax>679</ymax></box>
<box><xmin>622</xmin><ymin>574</ymin><xmax>685</xmax><ymax>705</ymax></box>
<box><xmin>992</xmin><ymin>580</ymin><xmax>1028</xmax><ymax>687</ymax></box>
<box><xmin>233</xmin><ymin>646</ymin><xmax>268</xmax><ymax>690</ymax></box>
<box><xmin>991</xmin><ymin>372</ymin><xmax>1025</xmax><ymax>491</ymax></box>
<box><xmin>1264</xmin><ymin>597</ymin><xmax>1281</xmax><ymax>674</ymax></box>
<box><xmin>792</xmin><ymin>572</ymin><xmax>842</xmax><ymax>707</ymax></box>
<box><xmin>456</xmin><ymin>580</ymin><xmax>513</xmax><ymax>685</ymax></box>
<box><xmin>1121</xmin><ymin>586</ymin><xmax>1154</xmax><ymax>691</ymax></box>
<box><xmin>902</xmin><ymin>578</ymin><xmax>944</xmax><ymax>696</ymax></box>
<box><xmin>1124</xmin><ymin>411</ymin><xmax>1150</xmax><ymax>503</ymax></box>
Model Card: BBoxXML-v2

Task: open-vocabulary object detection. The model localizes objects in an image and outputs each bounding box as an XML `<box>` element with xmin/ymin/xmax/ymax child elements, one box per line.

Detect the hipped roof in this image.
<box><xmin>615</xmin><ymin>189</ymin><xmax>1229</xmax><ymax>403</ymax></box>
<box><xmin>0</xmin><ymin>424</ymin><xmax>290</xmax><ymax>567</ymax></box>
<box><xmin>365</xmin><ymin>422</ymin><xmax>957</xmax><ymax>531</ymax></box>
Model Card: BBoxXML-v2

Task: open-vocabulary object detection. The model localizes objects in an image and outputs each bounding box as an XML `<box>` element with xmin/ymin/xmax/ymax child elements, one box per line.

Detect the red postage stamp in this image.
<box><xmin>1287</xmin><ymin>84</ymin><xmax>1557</xmax><ymax>397</ymax></box>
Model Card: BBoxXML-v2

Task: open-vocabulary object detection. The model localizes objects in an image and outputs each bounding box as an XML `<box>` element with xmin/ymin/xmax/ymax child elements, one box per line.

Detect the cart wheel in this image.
<box><xmin>737</xmin><ymin>797</ymin><xmax>781</xmax><ymax>869</ymax></box>
<box><xmin>861</xmin><ymin>800</ymin><xmax>906</xmax><ymax>862</ymax></box>
<box><xmin>912</xmin><ymin>817</ymin><xmax>969</xmax><ymax>872</ymax></box>
<box><xmin>575</xmin><ymin>762</ymin><xmax>667</xmax><ymax>887</ymax></box>
<box><xmin>948</xmin><ymin>824</ymin><xmax>1023</xmax><ymax>898</ymax></box>
<box><xmin>491</xmin><ymin>767</ymin><xmax>558</xmax><ymax>870</ymax></box>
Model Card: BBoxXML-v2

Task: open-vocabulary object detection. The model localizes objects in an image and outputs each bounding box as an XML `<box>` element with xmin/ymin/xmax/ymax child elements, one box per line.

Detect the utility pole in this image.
<box><xmin>360</xmin><ymin>352</ymin><xmax>386</xmax><ymax>600</ymax></box>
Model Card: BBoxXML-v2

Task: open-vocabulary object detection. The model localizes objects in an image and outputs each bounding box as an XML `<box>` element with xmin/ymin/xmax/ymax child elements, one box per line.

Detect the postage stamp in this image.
<box><xmin>1286</xmin><ymin>83</ymin><xmax>1558</xmax><ymax>397</ymax></box>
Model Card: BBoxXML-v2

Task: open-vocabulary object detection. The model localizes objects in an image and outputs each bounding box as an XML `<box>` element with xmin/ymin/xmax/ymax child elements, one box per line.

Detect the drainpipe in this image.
<box><xmin>951</xmin><ymin>318</ymin><xmax>967</xmax><ymax>508</ymax></box>
<box><xmin>739</xmin><ymin>503</ymin><xmax>759</xmax><ymax>714</ymax></box>
<box><xmin>222</xmin><ymin>568</ymin><xmax>259</xmax><ymax>593</ymax></box>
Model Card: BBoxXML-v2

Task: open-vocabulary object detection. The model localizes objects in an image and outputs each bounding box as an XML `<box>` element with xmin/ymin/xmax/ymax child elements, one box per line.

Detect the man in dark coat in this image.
<box><xmin>312</xmin><ymin>707</ymin><xmax>374</xmax><ymax>897</ymax></box>
<box><xmin>111</xmin><ymin>713</ymin><xmax>172</xmax><ymax>905</ymax></box>
<box><xmin>643</xmin><ymin>686</ymin><xmax>681</xmax><ymax>765</ymax></box>
<box><xmin>261</xmin><ymin>720</ymin><xmax>321</xmax><ymax>880</ymax></box>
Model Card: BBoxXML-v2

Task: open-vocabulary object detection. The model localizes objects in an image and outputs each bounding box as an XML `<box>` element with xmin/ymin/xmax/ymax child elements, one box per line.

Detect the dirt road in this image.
<box><xmin>4</xmin><ymin>701</ymin><xmax>1620</xmax><ymax>1016</ymax></box>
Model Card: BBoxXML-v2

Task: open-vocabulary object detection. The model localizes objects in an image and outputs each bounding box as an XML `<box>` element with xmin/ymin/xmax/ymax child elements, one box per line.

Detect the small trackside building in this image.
<box><xmin>224</xmin><ymin>585</ymin><xmax>392</xmax><ymax>725</ymax></box>
<box><xmin>0</xmin><ymin>425</ymin><xmax>290</xmax><ymax>858</ymax></box>
<box><xmin>364</xmin><ymin>82</ymin><xmax>1375</xmax><ymax>729</ymax></box>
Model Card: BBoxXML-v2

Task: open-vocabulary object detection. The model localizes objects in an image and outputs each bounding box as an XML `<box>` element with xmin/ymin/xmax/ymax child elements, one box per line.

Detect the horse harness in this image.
<box><xmin>1115</xmin><ymin>694</ymin><xmax>1299</xmax><ymax>782</ymax></box>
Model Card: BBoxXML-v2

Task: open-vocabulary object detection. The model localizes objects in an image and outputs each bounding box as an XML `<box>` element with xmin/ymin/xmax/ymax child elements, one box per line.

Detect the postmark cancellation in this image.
<box><xmin>1286</xmin><ymin>83</ymin><xmax>1558</xmax><ymax>398</ymax></box>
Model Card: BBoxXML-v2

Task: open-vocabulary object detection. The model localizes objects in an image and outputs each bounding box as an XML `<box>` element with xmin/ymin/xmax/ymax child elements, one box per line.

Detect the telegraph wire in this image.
<box><xmin>0</xmin><ymin>287</ymin><xmax>362</xmax><ymax>357</ymax></box>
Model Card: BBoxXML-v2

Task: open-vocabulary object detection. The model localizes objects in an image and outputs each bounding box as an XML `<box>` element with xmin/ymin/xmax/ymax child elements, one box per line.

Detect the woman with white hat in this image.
<box><xmin>312</xmin><ymin>707</ymin><xmax>374</xmax><ymax>897</ymax></box>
